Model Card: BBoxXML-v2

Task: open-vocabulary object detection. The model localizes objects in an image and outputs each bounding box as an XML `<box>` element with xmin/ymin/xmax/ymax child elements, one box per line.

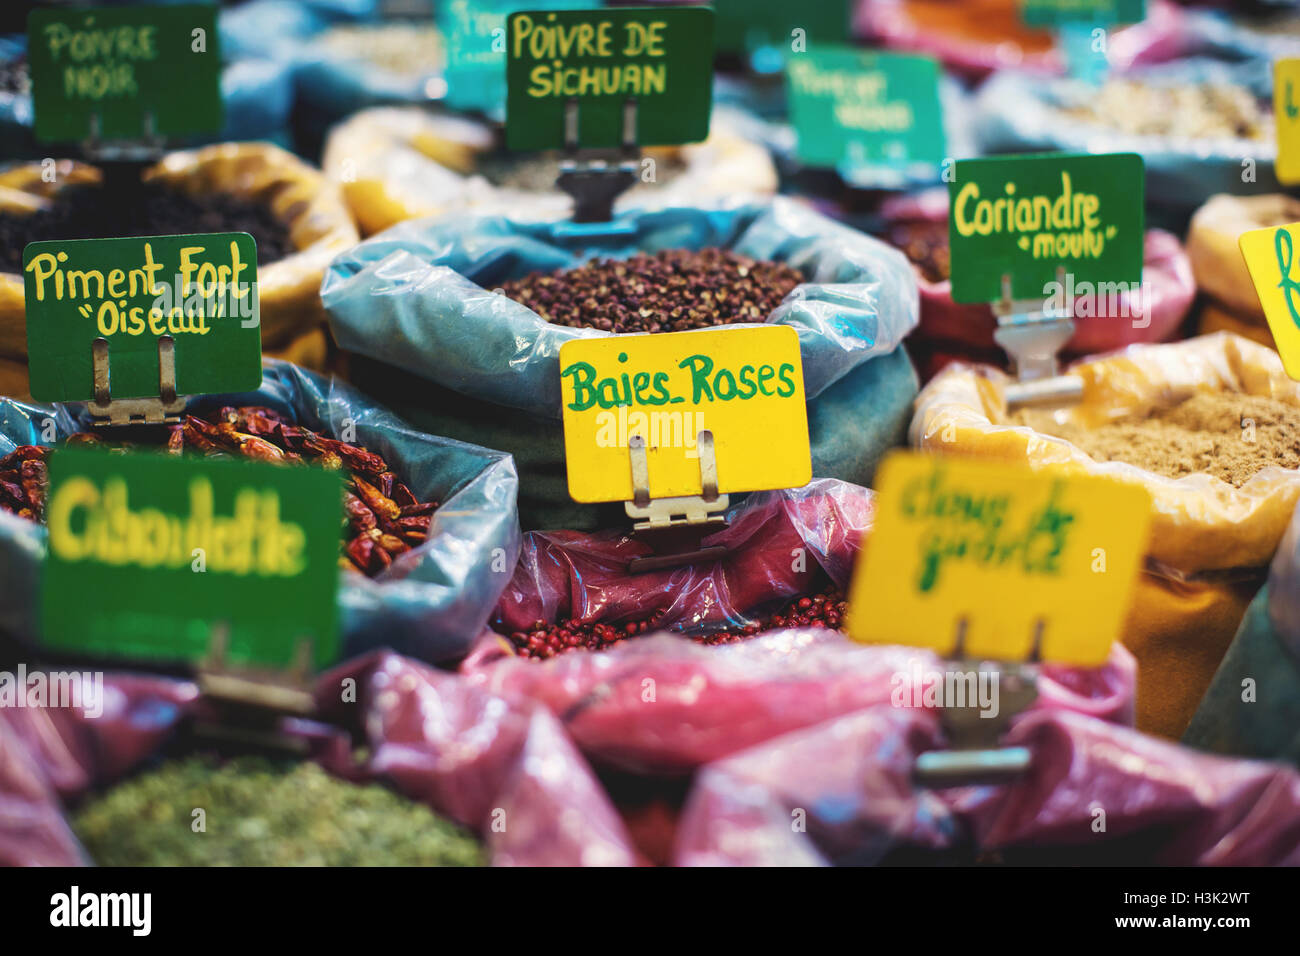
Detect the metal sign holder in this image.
<box><xmin>994</xmin><ymin>267</ymin><xmax>1085</xmax><ymax>411</ymax></box>
<box><xmin>624</xmin><ymin>431</ymin><xmax>731</xmax><ymax>574</ymax></box>
<box><xmin>554</xmin><ymin>97</ymin><xmax>642</xmax><ymax>225</ymax></box>
<box><xmin>87</xmin><ymin>334</ymin><xmax>188</xmax><ymax>426</ymax></box>
<box><xmin>912</xmin><ymin>620</ymin><xmax>1043</xmax><ymax>789</ymax></box>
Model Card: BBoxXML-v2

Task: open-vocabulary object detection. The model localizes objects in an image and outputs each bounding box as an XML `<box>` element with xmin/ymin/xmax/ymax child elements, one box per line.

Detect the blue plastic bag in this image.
<box><xmin>322</xmin><ymin>199</ymin><xmax>919</xmax><ymax>530</ymax></box>
<box><xmin>0</xmin><ymin>360</ymin><xmax>521</xmax><ymax>665</ymax></box>
<box><xmin>972</xmin><ymin>58</ymin><xmax>1278</xmax><ymax>224</ymax></box>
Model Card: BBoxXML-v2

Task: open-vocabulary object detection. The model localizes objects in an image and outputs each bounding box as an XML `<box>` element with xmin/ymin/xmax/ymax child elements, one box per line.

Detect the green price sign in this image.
<box><xmin>947</xmin><ymin>153</ymin><xmax>1145</xmax><ymax>304</ymax></box>
<box><xmin>505</xmin><ymin>6</ymin><xmax>715</xmax><ymax>150</ymax></box>
<box><xmin>1019</xmin><ymin>0</ymin><xmax>1146</xmax><ymax>26</ymax></box>
<box><xmin>787</xmin><ymin>48</ymin><xmax>945</xmax><ymax>185</ymax></box>
<box><xmin>41</xmin><ymin>448</ymin><xmax>343</xmax><ymax>670</ymax></box>
<box><xmin>713</xmin><ymin>0</ymin><xmax>850</xmax><ymax>57</ymax></box>
<box><xmin>27</xmin><ymin>4</ymin><xmax>223</xmax><ymax>143</ymax></box>
<box><xmin>23</xmin><ymin>233</ymin><xmax>263</xmax><ymax>404</ymax></box>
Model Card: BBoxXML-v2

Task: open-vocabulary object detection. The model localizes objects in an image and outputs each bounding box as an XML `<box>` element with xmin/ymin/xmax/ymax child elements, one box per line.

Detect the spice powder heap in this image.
<box><xmin>1009</xmin><ymin>391</ymin><xmax>1300</xmax><ymax>487</ymax></box>
<box><xmin>499</xmin><ymin>248</ymin><xmax>804</xmax><ymax>333</ymax></box>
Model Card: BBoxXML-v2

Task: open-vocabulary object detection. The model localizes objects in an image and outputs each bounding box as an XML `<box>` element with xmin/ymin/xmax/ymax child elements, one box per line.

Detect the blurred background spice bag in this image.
<box><xmin>0</xmin><ymin>360</ymin><xmax>521</xmax><ymax>665</ymax></box>
<box><xmin>910</xmin><ymin>333</ymin><xmax>1300</xmax><ymax>739</ymax></box>
<box><xmin>971</xmin><ymin>58</ymin><xmax>1278</xmax><ymax>231</ymax></box>
<box><xmin>321</xmin><ymin>199</ymin><xmax>920</xmax><ymax>531</ymax></box>
<box><xmin>0</xmin><ymin>651</ymin><xmax>638</xmax><ymax>866</ymax></box>
<box><xmin>876</xmin><ymin>188</ymin><xmax>1196</xmax><ymax>382</ymax></box>
<box><xmin>0</xmin><ymin>143</ymin><xmax>360</xmax><ymax>397</ymax></box>
<box><xmin>673</xmin><ymin>704</ymin><xmax>1300</xmax><ymax>866</ymax></box>
<box><xmin>320</xmin><ymin>104</ymin><xmax>779</xmax><ymax>236</ymax></box>
<box><xmin>1184</xmin><ymin>497</ymin><xmax>1300</xmax><ymax>767</ymax></box>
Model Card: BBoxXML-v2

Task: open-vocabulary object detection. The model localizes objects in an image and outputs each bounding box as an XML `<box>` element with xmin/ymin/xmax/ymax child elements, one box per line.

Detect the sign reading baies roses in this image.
<box><xmin>947</xmin><ymin>152</ymin><xmax>1145</xmax><ymax>304</ymax></box>
<box><xmin>505</xmin><ymin>6</ymin><xmax>715</xmax><ymax>150</ymax></box>
<box><xmin>23</xmin><ymin>233</ymin><xmax>263</xmax><ymax>403</ymax></box>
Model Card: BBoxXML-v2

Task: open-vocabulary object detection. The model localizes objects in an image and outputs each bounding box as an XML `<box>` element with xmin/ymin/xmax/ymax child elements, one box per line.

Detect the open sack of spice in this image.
<box><xmin>878</xmin><ymin>188</ymin><xmax>1195</xmax><ymax>382</ymax></box>
<box><xmin>911</xmin><ymin>332</ymin><xmax>1300</xmax><ymax>740</ymax></box>
<box><xmin>321</xmin><ymin>198</ymin><xmax>920</xmax><ymax>531</ymax></box>
<box><xmin>971</xmin><ymin>57</ymin><xmax>1277</xmax><ymax>228</ymax></box>
<box><xmin>321</xmin><ymin>105</ymin><xmax>779</xmax><ymax>237</ymax></box>
<box><xmin>0</xmin><ymin>144</ymin><xmax>360</xmax><ymax>397</ymax></box>
<box><xmin>459</xmin><ymin>479</ymin><xmax>1136</xmax><ymax>776</ymax></box>
<box><xmin>1184</xmin><ymin>497</ymin><xmax>1300</xmax><ymax>767</ymax></box>
<box><xmin>673</xmin><ymin>702</ymin><xmax>1300</xmax><ymax>866</ymax></box>
<box><xmin>0</xmin><ymin>359</ymin><xmax>521</xmax><ymax>665</ymax></box>
<box><xmin>855</xmin><ymin>0</ymin><xmax>1190</xmax><ymax>81</ymax></box>
<box><xmin>0</xmin><ymin>651</ymin><xmax>637</xmax><ymax>866</ymax></box>
<box><xmin>1186</xmin><ymin>193</ymin><xmax>1300</xmax><ymax>349</ymax></box>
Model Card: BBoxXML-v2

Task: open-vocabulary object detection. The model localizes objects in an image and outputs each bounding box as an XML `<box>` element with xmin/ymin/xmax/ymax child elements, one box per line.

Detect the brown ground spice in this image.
<box><xmin>1009</xmin><ymin>391</ymin><xmax>1300</xmax><ymax>486</ymax></box>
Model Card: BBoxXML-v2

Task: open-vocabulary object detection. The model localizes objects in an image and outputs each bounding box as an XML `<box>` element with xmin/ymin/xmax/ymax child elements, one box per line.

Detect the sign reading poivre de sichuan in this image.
<box><xmin>27</xmin><ymin>4</ymin><xmax>222</xmax><ymax>142</ymax></box>
<box><xmin>23</xmin><ymin>234</ymin><xmax>263</xmax><ymax>403</ymax></box>
<box><xmin>505</xmin><ymin>7</ymin><xmax>714</xmax><ymax>150</ymax></box>
<box><xmin>41</xmin><ymin>449</ymin><xmax>342</xmax><ymax>670</ymax></box>
<box><xmin>946</xmin><ymin>153</ymin><xmax>1145</xmax><ymax>304</ymax></box>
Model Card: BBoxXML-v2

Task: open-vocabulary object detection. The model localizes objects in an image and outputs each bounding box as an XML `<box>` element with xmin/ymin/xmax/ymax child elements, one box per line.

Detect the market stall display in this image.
<box><xmin>911</xmin><ymin>333</ymin><xmax>1300</xmax><ymax>739</ymax></box>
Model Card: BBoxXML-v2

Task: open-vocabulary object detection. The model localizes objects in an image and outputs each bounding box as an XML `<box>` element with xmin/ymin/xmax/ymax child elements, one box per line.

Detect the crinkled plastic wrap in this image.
<box><xmin>323</xmin><ymin>198</ymin><xmax>918</xmax><ymax>417</ymax></box>
<box><xmin>972</xmin><ymin>58</ymin><xmax>1279</xmax><ymax>219</ymax></box>
<box><xmin>0</xmin><ymin>144</ymin><xmax>360</xmax><ymax>395</ymax></box>
<box><xmin>321</xmin><ymin>105</ymin><xmax>779</xmax><ymax>236</ymax></box>
<box><xmin>1187</xmin><ymin>193</ymin><xmax>1300</xmax><ymax>329</ymax></box>
<box><xmin>854</xmin><ymin>0</ymin><xmax>1189</xmax><ymax>80</ymax></box>
<box><xmin>0</xmin><ymin>653</ymin><xmax>637</xmax><ymax>866</ymax></box>
<box><xmin>0</xmin><ymin>359</ymin><xmax>521</xmax><ymax>665</ymax></box>
<box><xmin>675</xmin><ymin>705</ymin><xmax>1300</xmax><ymax>865</ymax></box>
<box><xmin>911</xmin><ymin>333</ymin><xmax>1300</xmax><ymax>737</ymax></box>
<box><xmin>881</xmin><ymin>189</ymin><xmax>1194</xmax><ymax>362</ymax></box>
<box><xmin>463</xmin><ymin>624</ymin><xmax>1136</xmax><ymax>776</ymax></box>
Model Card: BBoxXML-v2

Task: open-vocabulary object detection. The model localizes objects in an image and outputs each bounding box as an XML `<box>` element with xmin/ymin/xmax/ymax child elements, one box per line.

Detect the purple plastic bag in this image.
<box><xmin>674</xmin><ymin>706</ymin><xmax>1300</xmax><ymax>866</ymax></box>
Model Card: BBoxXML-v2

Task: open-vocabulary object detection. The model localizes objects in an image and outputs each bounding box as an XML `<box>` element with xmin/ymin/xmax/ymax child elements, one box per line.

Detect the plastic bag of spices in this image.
<box><xmin>0</xmin><ymin>144</ymin><xmax>359</xmax><ymax>398</ymax></box>
<box><xmin>1183</xmin><ymin>500</ymin><xmax>1300</xmax><ymax>766</ymax></box>
<box><xmin>321</xmin><ymin>105</ymin><xmax>780</xmax><ymax>237</ymax></box>
<box><xmin>854</xmin><ymin>0</ymin><xmax>1191</xmax><ymax>81</ymax></box>
<box><xmin>673</xmin><ymin>704</ymin><xmax>1300</xmax><ymax>865</ymax></box>
<box><xmin>0</xmin><ymin>652</ymin><xmax>636</xmax><ymax>866</ymax></box>
<box><xmin>322</xmin><ymin>198</ymin><xmax>920</xmax><ymax>531</ymax></box>
<box><xmin>972</xmin><ymin>58</ymin><xmax>1278</xmax><ymax>228</ymax></box>
<box><xmin>911</xmin><ymin>332</ymin><xmax>1300</xmax><ymax>739</ymax></box>
<box><xmin>0</xmin><ymin>359</ymin><xmax>521</xmax><ymax>665</ymax></box>
<box><xmin>878</xmin><ymin>189</ymin><xmax>1195</xmax><ymax>382</ymax></box>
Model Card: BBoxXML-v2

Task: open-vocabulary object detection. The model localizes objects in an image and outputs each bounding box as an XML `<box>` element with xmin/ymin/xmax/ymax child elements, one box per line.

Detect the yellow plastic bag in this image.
<box><xmin>321</xmin><ymin>106</ymin><xmax>779</xmax><ymax>236</ymax></box>
<box><xmin>0</xmin><ymin>144</ymin><xmax>359</xmax><ymax>398</ymax></box>
<box><xmin>911</xmin><ymin>332</ymin><xmax>1300</xmax><ymax>737</ymax></box>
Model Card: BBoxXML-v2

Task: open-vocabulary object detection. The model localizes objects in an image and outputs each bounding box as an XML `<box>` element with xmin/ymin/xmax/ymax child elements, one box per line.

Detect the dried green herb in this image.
<box><xmin>73</xmin><ymin>757</ymin><xmax>485</xmax><ymax>867</ymax></box>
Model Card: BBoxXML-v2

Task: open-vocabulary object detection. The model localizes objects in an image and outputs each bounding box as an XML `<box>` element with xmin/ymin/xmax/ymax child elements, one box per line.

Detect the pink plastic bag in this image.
<box><xmin>463</xmin><ymin>626</ymin><xmax>1136</xmax><ymax>775</ymax></box>
<box><xmin>674</xmin><ymin>706</ymin><xmax>1300</xmax><ymax>865</ymax></box>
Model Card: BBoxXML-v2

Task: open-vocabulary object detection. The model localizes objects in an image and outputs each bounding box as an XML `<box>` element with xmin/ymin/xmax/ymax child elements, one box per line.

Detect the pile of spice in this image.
<box><xmin>501</xmin><ymin>586</ymin><xmax>848</xmax><ymax>659</ymax></box>
<box><xmin>475</xmin><ymin>150</ymin><xmax>687</xmax><ymax>194</ymax></box>
<box><xmin>73</xmin><ymin>757</ymin><xmax>484</xmax><ymax>867</ymax></box>
<box><xmin>0</xmin><ymin>405</ymin><xmax>440</xmax><ymax>576</ymax></box>
<box><xmin>1009</xmin><ymin>391</ymin><xmax>1300</xmax><ymax>486</ymax></box>
<box><xmin>500</xmin><ymin>248</ymin><xmax>804</xmax><ymax>333</ymax></box>
<box><xmin>0</xmin><ymin>181</ymin><xmax>293</xmax><ymax>273</ymax></box>
<box><xmin>1059</xmin><ymin>80</ymin><xmax>1271</xmax><ymax>141</ymax></box>
<box><xmin>317</xmin><ymin>24</ymin><xmax>445</xmax><ymax>77</ymax></box>
<box><xmin>887</xmin><ymin>220</ymin><xmax>951</xmax><ymax>283</ymax></box>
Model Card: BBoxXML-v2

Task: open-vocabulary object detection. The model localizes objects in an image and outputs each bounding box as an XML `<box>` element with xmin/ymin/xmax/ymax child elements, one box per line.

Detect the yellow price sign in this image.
<box><xmin>845</xmin><ymin>452</ymin><xmax>1151</xmax><ymax>666</ymax></box>
<box><xmin>1238</xmin><ymin>222</ymin><xmax>1300</xmax><ymax>380</ymax></box>
<box><xmin>1275</xmin><ymin>59</ymin><xmax>1300</xmax><ymax>186</ymax></box>
<box><xmin>558</xmin><ymin>326</ymin><xmax>812</xmax><ymax>503</ymax></box>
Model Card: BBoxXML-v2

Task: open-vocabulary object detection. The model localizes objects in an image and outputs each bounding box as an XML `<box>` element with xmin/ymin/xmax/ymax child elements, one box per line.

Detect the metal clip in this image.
<box><xmin>88</xmin><ymin>335</ymin><xmax>188</xmax><ymax>426</ymax></box>
<box><xmin>994</xmin><ymin>268</ymin><xmax>1084</xmax><ymax>409</ymax></box>
<box><xmin>912</xmin><ymin>618</ymin><xmax>1043</xmax><ymax>789</ymax></box>
<box><xmin>555</xmin><ymin>97</ymin><xmax>641</xmax><ymax>224</ymax></box>
<box><xmin>624</xmin><ymin>431</ymin><xmax>731</xmax><ymax>574</ymax></box>
<box><xmin>81</xmin><ymin>111</ymin><xmax>165</xmax><ymax>164</ymax></box>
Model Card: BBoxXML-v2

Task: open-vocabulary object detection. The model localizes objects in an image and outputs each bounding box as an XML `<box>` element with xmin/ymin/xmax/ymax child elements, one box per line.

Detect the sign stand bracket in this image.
<box><xmin>88</xmin><ymin>334</ymin><xmax>188</xmax><ymax>426</ymax></box>
<box><xmin>624</xmin><ymin>430</ymin><xmax>731</xmax><ymax>574</ymax></box>
<box><xmin>554</xmin><ymin>97</ymin><xmax>641</xmax><ymax>225</ymax></box>
<box><xmin>912</xmin><ymin>617</ymin><xmax>1042</xmax><ymax>789</ymax></box>
<box><xmin>995</xmin><ymin>267</ymin><xmax>1085</xmax><ymax>410</ymax></box>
